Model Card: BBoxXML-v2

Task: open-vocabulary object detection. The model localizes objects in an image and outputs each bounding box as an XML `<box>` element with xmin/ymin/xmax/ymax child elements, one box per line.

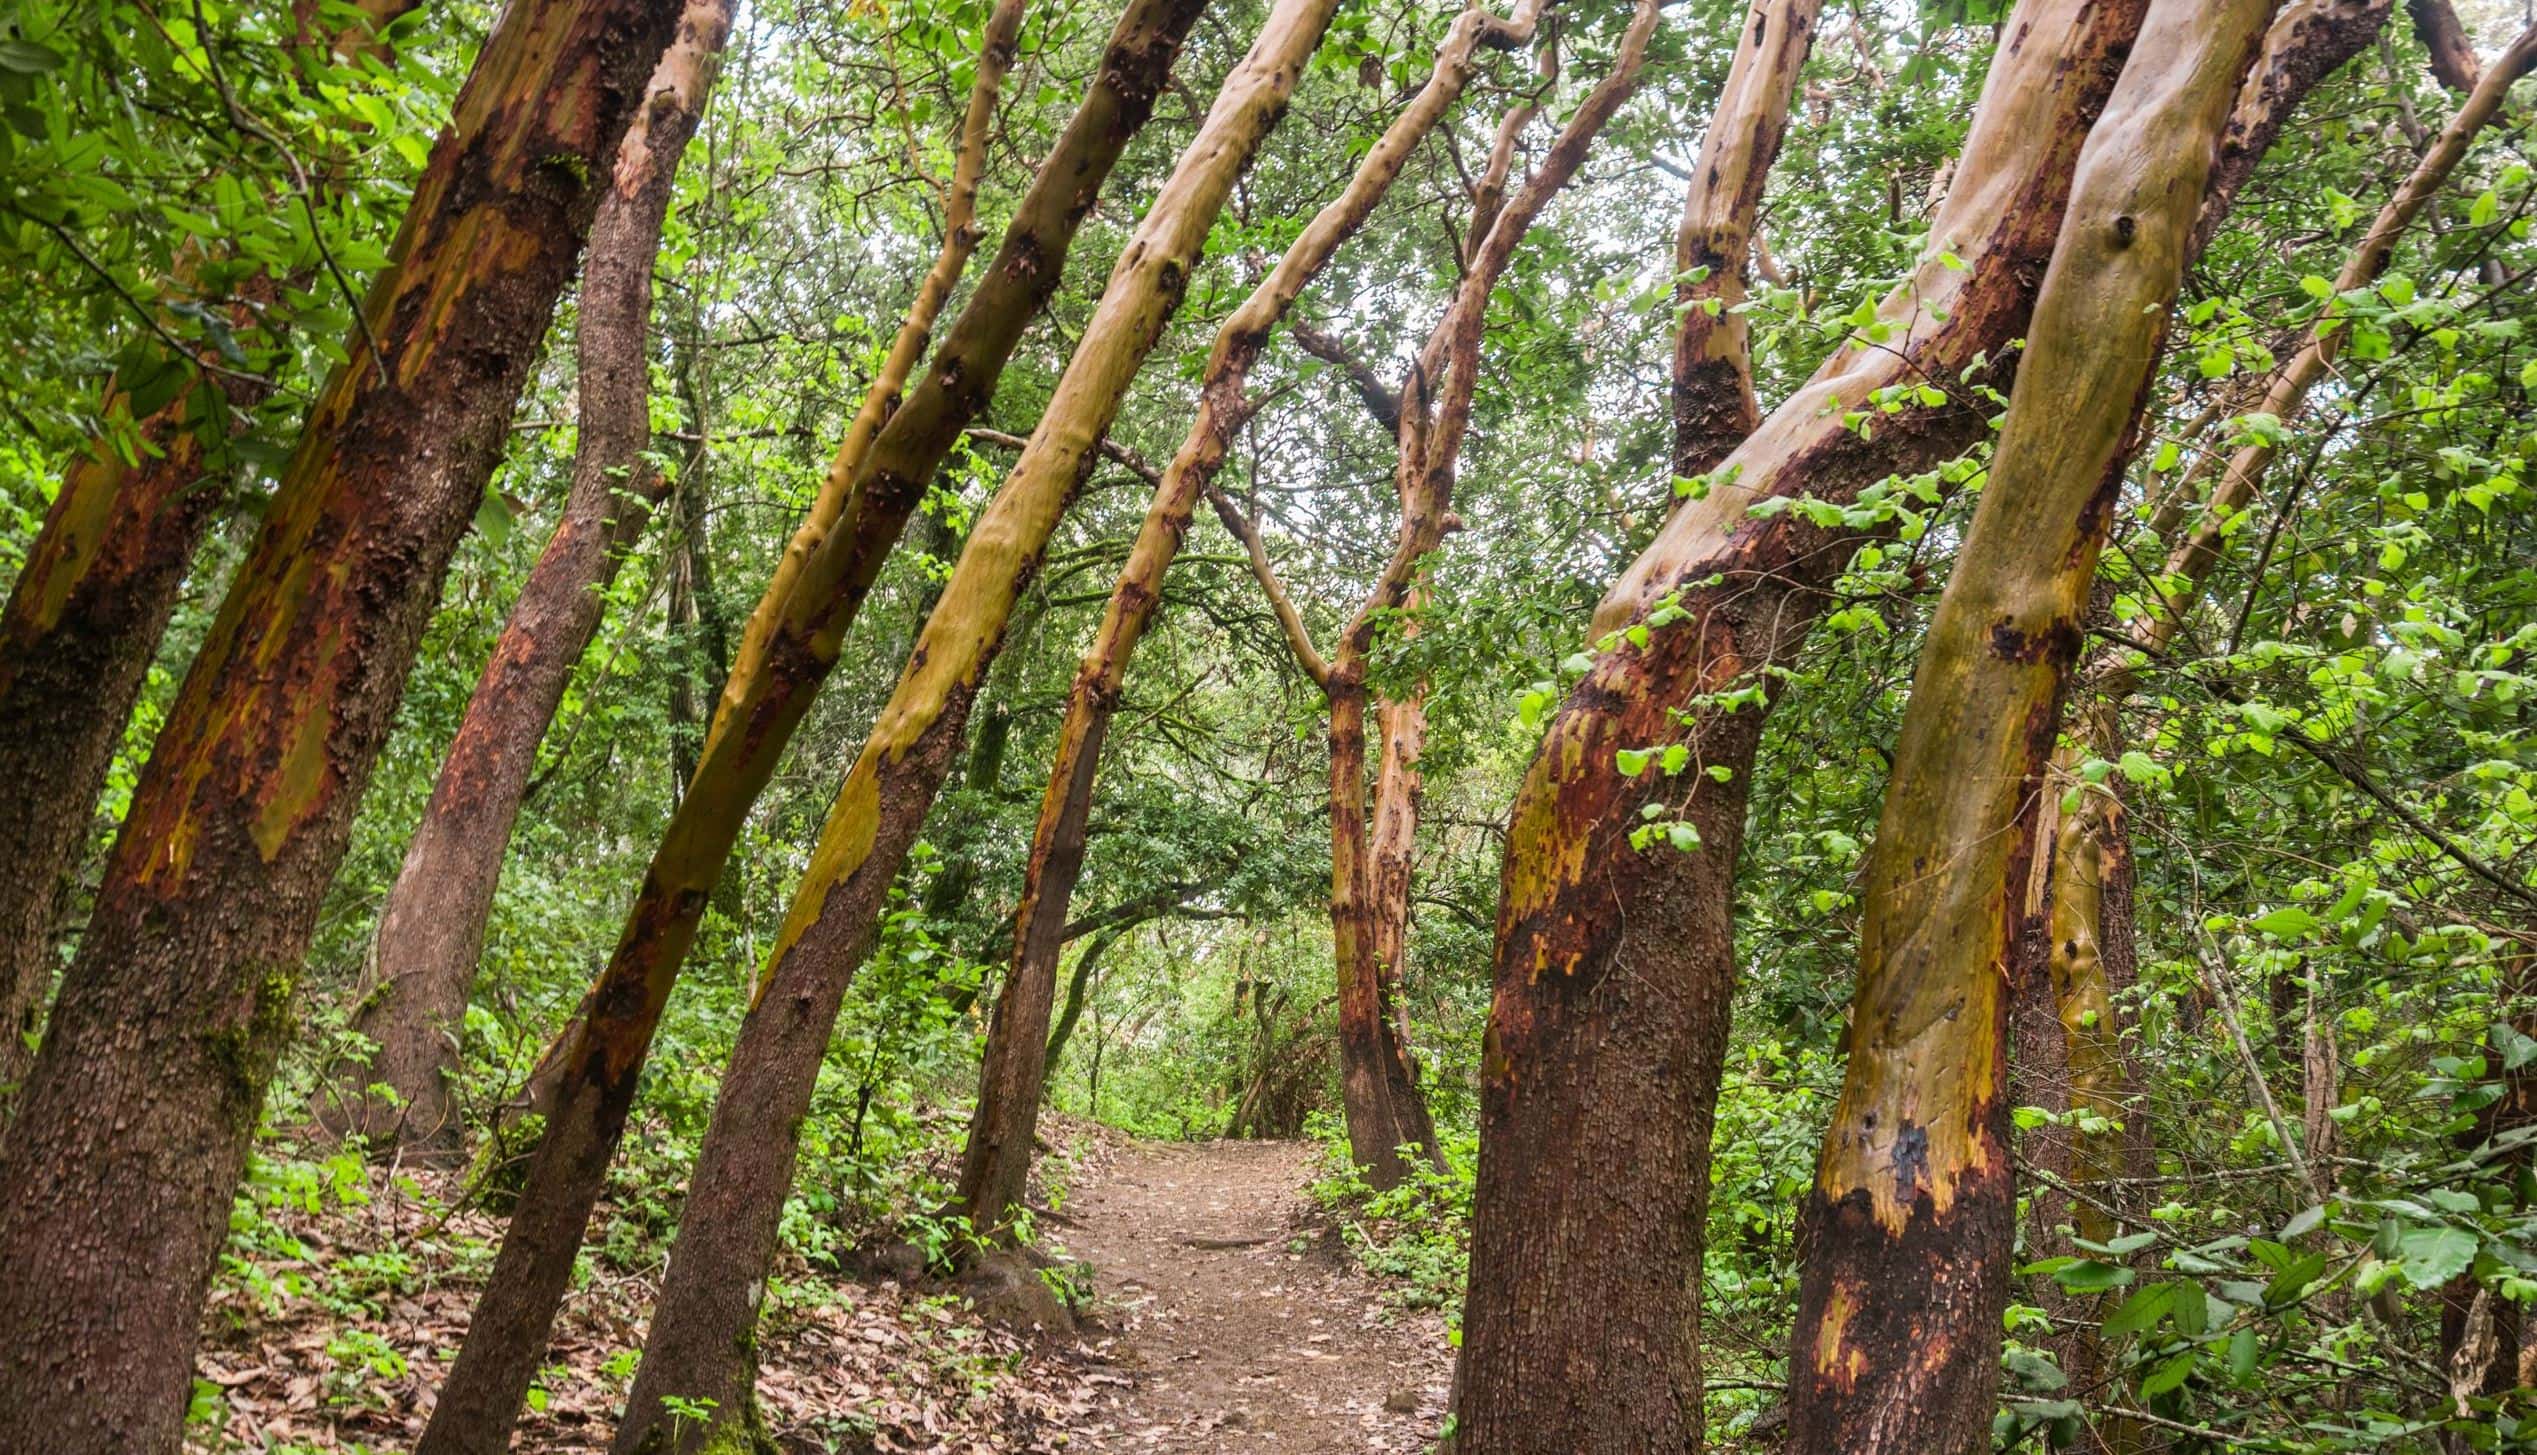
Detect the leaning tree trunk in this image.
<box><xmin>321</xmin><ymin>0</ymin><xmax>738</xmax><ymax>1158</ymax></box>
<box><xmin>2028</xmin><ymin>24</ymin><xmax>2537</xmax><ymax>1424</ymax></box>
<box><xmin>1667</xmin><ymin>0</ymin><xmax>1817</xmax><ymax>479</ymax></box>
<box><xmin>1787</xmin><ymin>4</ymin><xmax>2268</xmax><ymax>1448</ymax></box>
<box><xmin>2408</xmin><ymin>0</ymin><xmax>2481</xmax><ymax>90</ymax></box>
<box><xmin>605</xmin><ymin>4</ymin><xmax>1341</xmax><ymax>1447</ymax></box>
<box><xmin>411</xmin><ymin>2</ymin><xmax>1205</xmax><ymax>1444</ymax></box>
<box><xmin>946</xmin><ymin>0</ymin><xmax>1548</xmax><ymax>1237</ymax></box>
<box><xmin>1450</xmin><ymin>1</ymin><xmax>2144</xmax><ymax>1449</ymax></box>
<box><xmin>0</xmin><ymin>0</ymin><xmax>684</xmax><ymax>1448</ymax></box>
<box><xmin>0</xmin><ymin>0</ymin><xmax>416</xmax><ymax>1097</ymax></box>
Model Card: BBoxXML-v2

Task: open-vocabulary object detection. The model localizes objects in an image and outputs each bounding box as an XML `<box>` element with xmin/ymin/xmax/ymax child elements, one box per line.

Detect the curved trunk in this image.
<box><xmin>2192</xmin><ymin>0</ymin><xmax>2394</xmax><ymax>260</ymax></box>
<box><xmin>2027</xmin><ymin>27</ymin><xmax>2537</xmax><ymax>1430</ymax></box>
<box><xmin>413</xmin><ymin>3</ymin><xmax>1204</xmax><ymax>1444</ymax></box>
<box><xmin>0</xmin><ymin>0</ymin><xmax>685</xmax><ymax>1447</ymax></box>
<box><xmin>948</xmin><ymin>0</ymin><xmax>1548</xmax><ymax>1235</ymax></box>
<box><xmin>322</xmin><ymin>0</ymin><xmax>738</xmax><ymax>1158</ymax></box>
<box><xmin>0</xmin><ymin>0</ymin><xmax>417</xmax><ymax>1099</ymax></box>
<box><xmin>1789</xmin><ymin>5</ymin><xmax>2268</xmax><ymax>1447</ymax></box>
<box><xmin>1451</xmin><ymin>2</ymin><xmax>2145</xmax><ymax>1448</ymax></box>
<box><xmin>605</xmin><ymin>2</ymin><xmax>1336</xmax><ymax>1445</ymax></box>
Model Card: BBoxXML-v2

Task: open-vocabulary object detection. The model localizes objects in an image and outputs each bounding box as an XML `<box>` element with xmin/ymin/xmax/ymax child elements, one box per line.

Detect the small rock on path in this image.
<box><xmin>1059</xmin><ymin>1139</ymin><xmax>1451</xmax><ymax>1452</ymax></box>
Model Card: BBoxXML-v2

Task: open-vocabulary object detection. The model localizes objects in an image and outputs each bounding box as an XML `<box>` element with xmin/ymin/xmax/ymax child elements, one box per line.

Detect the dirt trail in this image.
<box><xmin>1057</xmin><ymin>1139</ymin><xmax>1453</xmax><ymax>1453</ymax></box>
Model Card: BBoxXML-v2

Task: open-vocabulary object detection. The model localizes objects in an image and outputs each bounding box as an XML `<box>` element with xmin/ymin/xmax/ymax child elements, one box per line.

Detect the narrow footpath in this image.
<box><xmin>1060</xmin><ymin>1139</ymin><xmax>1454</xmax><ymax>1453</ymax></box>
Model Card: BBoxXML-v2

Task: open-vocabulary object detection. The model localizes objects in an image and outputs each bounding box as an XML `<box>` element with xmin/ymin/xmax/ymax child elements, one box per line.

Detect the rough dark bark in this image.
<box><xmin>948</xmin><ymin>0</ymin><xmax>1547</xmax><ymax>1235</ymax></box>
<box><xmin>0</xmin><ymin>0</ymin><xmax>683</xmax><ymax>1448</ymax></box>
<box><xmin>321</xmin><ymin>0</ymin><xmax>736</xmax><ymax>1158</ymax></box>
<box><xmin>1789</xmin><ymin>5</ymin><xmax>2268</xmax><ymax>1446</ymax></box>
<box><xmin>413</xmin><ymin>4</ymin><xmax>1203</xmax><ymax>1446</ymax></box>
<box><xmin>0</xmin><ymin>0</ymin><xmax>418</xmax><ymax>1102</ymax></box>
<box><xmin>2408</xmin><ymin>0</ymin><xmax>2481</xmax><ymax>91</ymax></box>
<box><xmin>1451</xmin><ymin>2</ymin><xmax>2151</xmax><ymax>1449</ymax></box>
<box><xmin>606</xmin><ymin>0</ymin><xmax>1336</xmax><ymax>1442</ymax></box>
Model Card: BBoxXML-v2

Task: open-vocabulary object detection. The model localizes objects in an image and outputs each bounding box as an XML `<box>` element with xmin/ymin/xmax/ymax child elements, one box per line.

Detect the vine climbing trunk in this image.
<box><xmin>1450</xmin><ymin>1</ymin><xmax>2145</xmax><ymax>1448</ymax></box>
<box><xmin>0</xmin><ymin>0</ymin><xmax>686</xmax><ymax>1447</ymax></box>
<box><xmin>947</xmin><ymin>0</ymin><xmax>1549</xmax><ymax>1237</ymax></box>
<box><xmin>321</xmin><ymin>0</ymin><xmax>738</xmax><ymax>1158</ymax></box>
<box><xmin>606</xmin><ymin>0</ymin><xmax>1341</xmax><ymax>1443</ymax></box>
<box><xmin>1787</xmin><ymin>3</ymin><xmax>2270</xmax><ymax>1447</ymax></box>
<box><xmin>0</xmin><ymin>0</ymin><xmax>417</xmax><ymax>1097</ymax></box>
<box><xmin>412</xmin><ymin>1</ymin><xmax>1203</xmax><ymax>1444</ymax></box>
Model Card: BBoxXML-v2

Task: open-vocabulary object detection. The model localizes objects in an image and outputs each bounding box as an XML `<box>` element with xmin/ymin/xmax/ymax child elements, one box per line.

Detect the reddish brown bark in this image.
<box><xmin>413</xmin><ymin>3</ymin><xmax>1204</xmax><ymax>1445</ymax></box>
<box><xmin>607</xmin><ymin>2</ymin><xmax>1333</xmax><ymax>1443</ymax></box>
<box><xmin>320</xmin><ymin>0</ymin><xmax>736</xmax><ymax>1158</ymax></box>
<box><xmin>1450</xmin><ymin>2</ymin><xmax>2147</xmax><ymax>1448</ymax></box>
<box><xmin>948</xmin><ymin>0</ymin><xmax>1549</xmax><ymax>1235</ymax></box>
<box><xmin>0</xmin><ymin>0</ymin><xmax>417</xmax><ymax>1099</ymax></box>
<box><xmin>0</xmin><ymin>0</ymin><xmax>683</xmax><ymax>1448</ymax></box>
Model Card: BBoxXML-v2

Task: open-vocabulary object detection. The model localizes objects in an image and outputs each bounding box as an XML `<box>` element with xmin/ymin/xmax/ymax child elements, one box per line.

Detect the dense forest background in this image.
<box><xmin>2</xmin><ymin>0</ymin><xmax>2536</xmax><ymax>1450</ymax></box>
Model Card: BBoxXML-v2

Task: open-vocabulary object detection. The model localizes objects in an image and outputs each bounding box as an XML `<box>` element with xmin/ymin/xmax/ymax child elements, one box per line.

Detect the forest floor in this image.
<box><xmin>187</xmin><ymin>1131</ymin><xmax>1450</xmax><ymax>1453</ymax></box>
<box><xmin>1057</xmin><ymin>1138</ymin><xmax>1455</xmax><ymax>1452</ymax></box>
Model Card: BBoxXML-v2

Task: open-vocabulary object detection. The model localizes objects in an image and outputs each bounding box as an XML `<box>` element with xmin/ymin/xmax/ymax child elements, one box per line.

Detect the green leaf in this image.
<box><xmin>0</xmin><ymin>40</ymin><xmax>64</xmax><ymax>73</ymax></box>
<box><xmin>2227</xmin><ymin>1326</ymin><xmax>2259</xmax><ymax>1381</ymax></box>
<box><xmin>2053</xmin><ymin>1260</ymin><xmax>2134</xmax><ymax>1293</ymax></box>
<box><xmin>2249</xmin><ymin>907</ymin><xmax>2317</xmax><ymax>939</ymax></box>
<box><xmin>2139</xmin><ymin>1351</ymin><xmax>2195</xmax><ymax>1398</ymax></box>
<box><xmin>2101</xmin><ymin>1282</ymin><xmax>2174</xmax><ymax>1339</ymax></box>
<box><xmin>2399</xmin><ymin>1226</ymin><xmax>2478</xmax><ymax>1289</ymax></box>
<box><xmin>1614</xmin><ymin>748</ymin><xmax>1652</xmax><ymax>777</ymax></box>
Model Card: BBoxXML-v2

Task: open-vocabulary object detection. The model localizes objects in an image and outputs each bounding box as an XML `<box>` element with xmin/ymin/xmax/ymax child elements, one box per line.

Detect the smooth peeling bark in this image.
<box><xmin>1451</xmin><ymin>2</ymin><xmax>2153</xmax><ymax>1449</ymax></box>
<box><xmin>1787</xmin><ymin>3</ymin><xmax>2270</xmax><ymax>1447</ymax></box>
<box><xmin>947</xmin><ymin>0</ymin><xmax>1548</xmax><ymax>1236</ymax></box>
<box><xmin>2031</xmin><ymin>16</ymin><xmax>2537</xmax><ymax>1369</ymax></box>
<box><xmin>0</xmin><ymin>0</ymin><xmax>685</xmax><ymax>1448</ymax></box>
<box><xmin>416</xmin><ymin>1</ymin><xmax>1204</xmax><ymax>1443</ymax></box>
<box><xmin>0</xmin><ymin>0</ymin><xmax>419</xmax><ymax>1099</ymax></box>
<box><xmin>1670</xmin><ymin>0</ymin><xmax>1823</xmax><ymax>479</ymax></box>
<box><xmin>607</xmin><ymin>1</ymin><xmax>1339</xmax><ymax>1445</ymax></box>
<box><xmin>323</xmin><ymin>0</ymin><xmax>738</xmax><ymax>1157</ymax></box>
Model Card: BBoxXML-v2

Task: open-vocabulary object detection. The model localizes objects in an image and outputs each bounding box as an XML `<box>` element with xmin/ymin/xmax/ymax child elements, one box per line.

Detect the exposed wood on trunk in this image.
<box><xmin>1789</xmin><ymin>6</ymin><xmax>2270</xmax><ymax>1447</ymax></box>
<box><xmin>0</xmin><ymin>0</ymin><xmax>686</xmax><ymax>1446</ymax></box>
<box><xmin>0</xmin><ymin>0</ymin><xmax>419</xmax><ymax>1101</ymax></box>
<box><xmin>413</xmin><ymin>2</ymin><xmax>1204</xmax><ymax>1444</ymax></box>
<box><xmin>1452</xmin><ymin>2</ymin><xmax>2147</xmax><ymax>1448</ymax></box>
<box><xmin>950</xmin><ymin>0</ymin><xmax>1549</xmax><ymax>1237</ymax></box>
<box><xmin>606</xmin><ymin>0</ymin><xmax>1336</xmax><ymax>1443</ymax></box>
<box><xmin>320</xmin><ymin>0</ymin><xmax>737</xmax><ymax>1158</ymax></box>
<box><xmin>1671</xmin><ymin>0</ymin><xmax>1821</xmax><ymax>480</ymax></box>
<box><xmin>1332</xmin><ymin>0</ymin><xmax>1667</xmax><ymax>1195</ymax></box>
